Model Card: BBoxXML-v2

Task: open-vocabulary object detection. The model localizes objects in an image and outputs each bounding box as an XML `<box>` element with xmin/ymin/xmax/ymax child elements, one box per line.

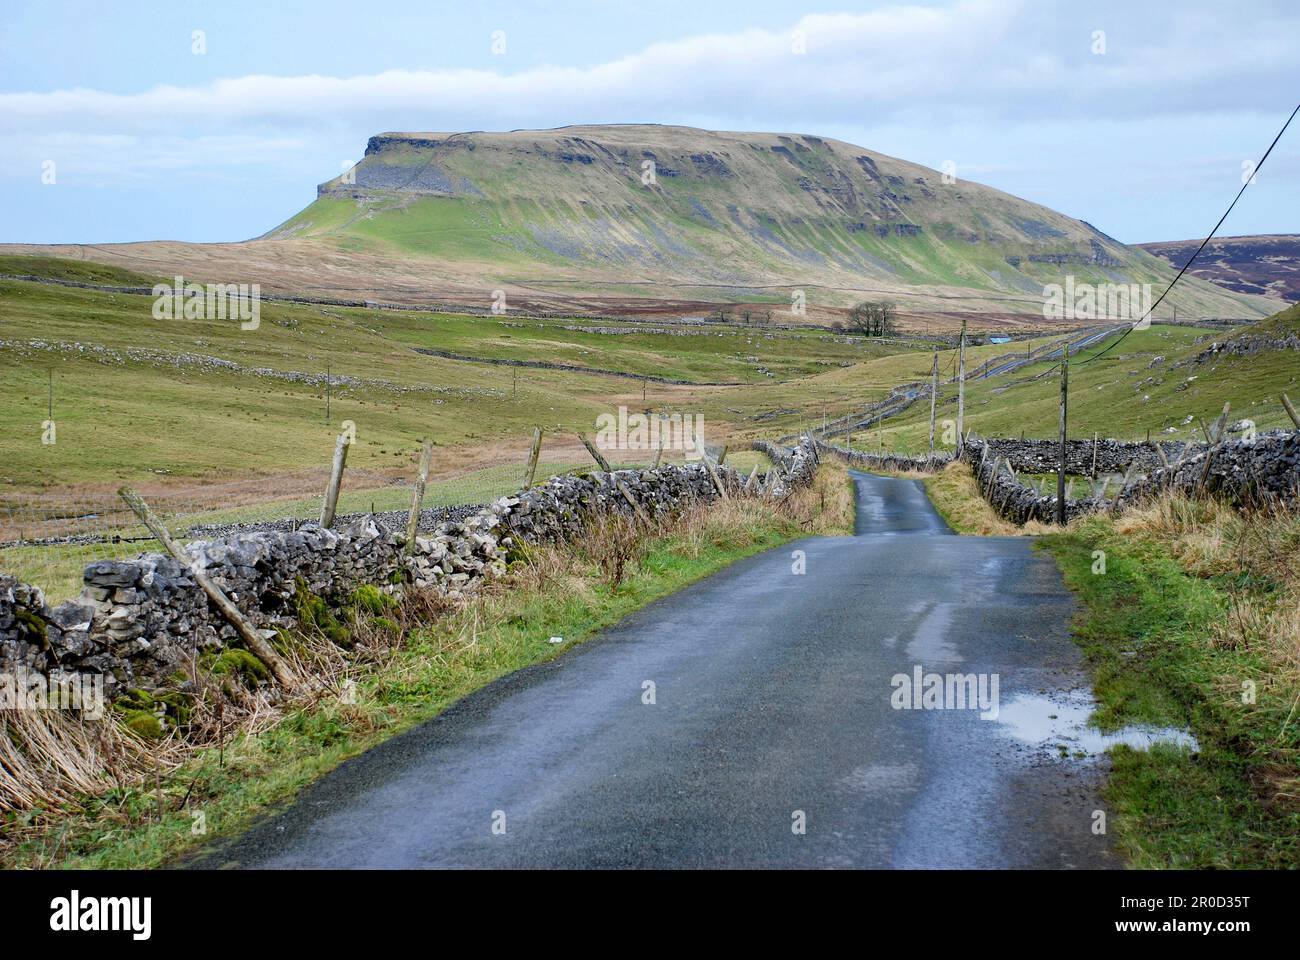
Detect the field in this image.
<box><xmin>842</xmin><ymin>306</ymin><xmax>1300</xmax><ymax>456</ymax></box>
<box><xmin>3</xmin><ymin>253</ymin><xmax>1296</xmax><ymax>603</ymax></box>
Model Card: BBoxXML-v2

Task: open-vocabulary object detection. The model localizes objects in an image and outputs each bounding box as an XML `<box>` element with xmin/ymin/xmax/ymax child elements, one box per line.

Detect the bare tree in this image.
<box><xmin>848</xmin><ymin>300</ymin><xmax>896</xmax><ymax>337</ymax></box>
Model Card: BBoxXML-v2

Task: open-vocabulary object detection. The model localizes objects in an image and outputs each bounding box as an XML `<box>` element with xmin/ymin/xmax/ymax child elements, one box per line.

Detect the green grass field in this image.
<box><xmin>0</xmin><ymin>271</ymin><xmax>923</xmax><ymax>492</ymax></box>
<box><xmin>843</xmin><ymin>306</ymin><xmax>1300</xmax><ymax>457</ymax></box>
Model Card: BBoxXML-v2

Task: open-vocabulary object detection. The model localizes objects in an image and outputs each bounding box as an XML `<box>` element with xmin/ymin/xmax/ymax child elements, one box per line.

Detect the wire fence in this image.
<box><xmin>0</xmin><ymin>448</ymin><xmax>694</xmax><ymax>604</ymax></box>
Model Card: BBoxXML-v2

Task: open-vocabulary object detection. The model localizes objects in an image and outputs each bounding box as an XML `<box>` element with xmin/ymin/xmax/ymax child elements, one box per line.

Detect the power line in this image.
<box><xmin>1078</xmin><ymin>101</ymin><xmax>1300</xmax><ymax>367</ymax></box>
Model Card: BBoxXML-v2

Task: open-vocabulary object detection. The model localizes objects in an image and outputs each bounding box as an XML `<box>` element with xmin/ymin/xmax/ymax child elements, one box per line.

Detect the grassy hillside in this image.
<box><xmin>264</xmin><ymin>125</ymin><xmax>1273</xmax><ymax>319</ymax></box>
<box><xmin>0</xmin><ymin>254</ymin><xmax>159</xmax><ymax>286</ymax></box>
<box><xmin>0</xmin><ymin>272</ymin><xmax>938</xmax><ymax>494</ymax></box>
<box><xmin>848</xmin><ymin>307</ymin><xmax>1300</xmax><ymax>456</ymax></box>
<box><xmin>7</xmin><ymin>264</ymin><xmax>1289</xmax><ymax>505</ymax></box>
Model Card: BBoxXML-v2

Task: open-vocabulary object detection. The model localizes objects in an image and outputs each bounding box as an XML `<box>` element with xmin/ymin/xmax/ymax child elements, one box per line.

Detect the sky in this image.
<box><xmin>1</xmin><ymin>0</ymin><xmax>1296</xmax><ymax>246</ymax></box>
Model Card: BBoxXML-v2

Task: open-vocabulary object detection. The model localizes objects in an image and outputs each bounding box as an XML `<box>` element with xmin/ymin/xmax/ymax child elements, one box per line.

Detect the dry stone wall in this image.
<box><xmin>815</xmin><ymin>430</ymin><xmax>1299</xmax><ymax>526</ymax></box>
<box><xmin>1</xmin><ymin>439</ymin><xmax>819</xmax><ymax>699</ymax></box>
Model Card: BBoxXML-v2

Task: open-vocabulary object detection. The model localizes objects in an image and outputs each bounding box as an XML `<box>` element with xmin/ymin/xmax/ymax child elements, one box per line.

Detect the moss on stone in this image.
<box><xmin>349</xmin><ymin>584</ymin><xmax>396</xmax><ymax>616</ymax></box>
<box><xmin>123</xmin><ymin>710</ymin><xmax>163</xmax><ymax>740</ymax></box>
<box><xmin>14</xmin><ymin>606</ymin><xmax>48</xmax><ymax>647</ymax></box>
<box><xmin>293</xmin><ymin>577</ymin><xmax>352</xmax><ymax>648</ymax></box>
<box><xmin>208</xmin><ymin>648</ymin><xmax>270</xmax><ymax>685</ymax></box>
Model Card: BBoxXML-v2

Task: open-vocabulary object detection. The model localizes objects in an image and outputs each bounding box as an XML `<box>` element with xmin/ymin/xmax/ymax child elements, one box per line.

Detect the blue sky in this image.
<box><xmin>1</xmin><ymin>0</ymin><xmax>1296</xmax><ymax>245</ymax></box>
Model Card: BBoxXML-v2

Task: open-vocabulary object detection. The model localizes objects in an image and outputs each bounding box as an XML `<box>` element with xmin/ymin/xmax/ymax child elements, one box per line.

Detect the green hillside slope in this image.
<box><xmin>268</xmin><ymin>124</ymin><xmax>1276</xmax><ymax>318</ymax></box>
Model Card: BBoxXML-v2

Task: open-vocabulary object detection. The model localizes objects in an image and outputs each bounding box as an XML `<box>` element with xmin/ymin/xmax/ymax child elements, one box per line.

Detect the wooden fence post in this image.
<box><xmin>405</xmin><ymin>438</ymin><xmax>433</xmax><ymax>552</ymax></box>
<box><xmin>320</xmin><ymin>432</ymin><xmax>351</xmax><ymax>528</ymax></box>
<box><xmin>578</xmin><ymin>432</ymin><xmax>612</xmax><ymax>471</ymax></box>
<box><xmin>118</xmin><ymin>487</ymin><xmax>301</xmax><ymax>693</ymax></box>
<box><xmin>1110</xmin><ymin>462</ymin><xmax>1137</xmax><ymax>514</ymax></box>
<box><xmin>1282</xmin><ymin>393</ymin><xmax>1300</xmax><ymax>429</ymax></box>
<box><xmin>702</xmin><ymin>456</ymin><xmax>730</xmax><ymax>500</ymax></box>
<box><xmin>523</xmin><ymin>427</ymin><xmax>543</xmax><ymax>488</ymax></box>
<box><xmin>1199</xmin><ymin>401</ymin><xmax>1231</xmax><ymax>490</ymax></box>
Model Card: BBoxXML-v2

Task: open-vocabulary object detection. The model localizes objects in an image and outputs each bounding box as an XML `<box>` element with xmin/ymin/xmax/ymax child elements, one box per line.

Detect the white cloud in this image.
<box><xmin>2</xmin><ymin>2</ymin><xmax>1294</xmax><ymax>143</ymax></box>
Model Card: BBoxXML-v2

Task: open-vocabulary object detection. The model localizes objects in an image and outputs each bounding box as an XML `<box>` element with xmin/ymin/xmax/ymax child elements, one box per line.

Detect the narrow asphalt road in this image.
<box><xmin>192</xmin><ymin>471</ymin><xmax>1115</xmax><ymax>869</ymax></box>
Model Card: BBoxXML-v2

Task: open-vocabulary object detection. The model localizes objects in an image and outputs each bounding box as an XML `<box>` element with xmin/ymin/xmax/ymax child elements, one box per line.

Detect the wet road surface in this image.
<box><xmin>192</xmin><ymin>470</ymin><xmax>1115</xmax><ymax>869</ymax></box>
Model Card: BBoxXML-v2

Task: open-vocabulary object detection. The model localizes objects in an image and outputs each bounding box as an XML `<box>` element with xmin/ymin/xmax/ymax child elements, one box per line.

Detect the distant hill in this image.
<box><xmin>1</xmin><ymin>126</ymin><xmax>1281</xmax><ymax>324</ymax></box>
<box><xmin>1138</xmin><ymin>234</ymin><xmax>1300</xmax><ymax>303</ymax></box>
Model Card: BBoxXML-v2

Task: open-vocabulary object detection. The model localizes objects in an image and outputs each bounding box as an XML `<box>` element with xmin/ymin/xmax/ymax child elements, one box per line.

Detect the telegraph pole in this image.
<box><xmin>956</xmin><ymin>319</ymin><xmax>966</xmax><ymax>458</ymax></box>
<box><xmin>1057</xmin><ymin>344</ymin><xmax>1069</xmax><ymax>525</ymax></box>
<box><xmin>928</xmin><ymin>352</ymin><xmax>938</xmax><ymax>451</ymax></box>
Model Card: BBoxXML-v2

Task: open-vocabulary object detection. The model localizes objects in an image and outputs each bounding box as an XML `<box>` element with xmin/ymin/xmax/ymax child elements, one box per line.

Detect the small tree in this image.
<box><xmin>847</xmin><ymin>300</ymin><xmax>896</xmax><ymax>337</ymax></box>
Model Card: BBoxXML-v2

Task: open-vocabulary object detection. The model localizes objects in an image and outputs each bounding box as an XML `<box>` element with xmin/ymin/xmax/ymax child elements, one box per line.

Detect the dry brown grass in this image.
<box><xmin>0</xmin><ymin>708</ymin><xmax>181</xmax><ymax>816</ymax></box>
<box><xmin>1116</xmin><ymin>493</ymin><xmax>1300</xmax><ymax>675</ymax></box>
<box><xmin>904</xmin><ymin>461</ymin><xmax>1058</xmax><ymax>536</ymax></box>
<box><xmin>776</xmin><ymin>459</ymin><xmax>856</xmax><ymax>535</ymax></box>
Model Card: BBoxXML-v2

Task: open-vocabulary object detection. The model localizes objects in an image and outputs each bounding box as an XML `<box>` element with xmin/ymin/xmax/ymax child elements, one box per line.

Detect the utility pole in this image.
<box><xmin>928</xmin><ymin>352</ymin><xmax>938</xmax><ymax>451</ymax></box>
<box><xmin>1057</xmin><ymin>344</ymin><xmax>1069</xmax><ymax>525</ymax></box>
<box><xmin>956</xmin><ymin>318</ymin><xmax>966</xmax><ymax>458</ymax></box>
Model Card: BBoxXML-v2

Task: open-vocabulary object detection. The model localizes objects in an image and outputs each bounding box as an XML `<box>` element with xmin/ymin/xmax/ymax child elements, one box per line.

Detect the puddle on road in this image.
<box><xmin>994</xmin><ymin>688</ymin><xmax>1197</xmax><ymax>759</ymax></box>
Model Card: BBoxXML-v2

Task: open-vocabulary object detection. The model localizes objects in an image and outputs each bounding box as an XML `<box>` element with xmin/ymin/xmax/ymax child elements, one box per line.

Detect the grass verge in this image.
<box><xmin>1</xmin><ymin>483</ymin><xmax>847</xmax><ymax>869</ymax></box>
<box><xmin>1038</xmin><ymin>496</ymin><xmax>1300</xmax><ymax>867</ymax></box>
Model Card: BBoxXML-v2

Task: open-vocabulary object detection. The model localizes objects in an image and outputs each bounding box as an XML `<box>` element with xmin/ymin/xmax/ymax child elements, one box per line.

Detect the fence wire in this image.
<box><xmin>0</xmin><ymin>450</ymin><xmax>676</xmax><ymax>604</ymax></box>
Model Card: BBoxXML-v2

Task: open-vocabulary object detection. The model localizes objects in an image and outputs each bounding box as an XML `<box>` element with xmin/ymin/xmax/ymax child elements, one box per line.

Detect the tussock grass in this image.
<box><xmin>773</xmin><ymin>458</ymin><xmax>856</xmax><ymax>536</ymax></box>
<box><xmin>913</xmin><ymin>461</ymin><xmax>1057</xmax><ymax>536</ymax></box>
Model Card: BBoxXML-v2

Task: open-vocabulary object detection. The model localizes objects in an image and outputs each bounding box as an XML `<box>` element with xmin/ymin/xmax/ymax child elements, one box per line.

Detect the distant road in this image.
<box><xmin>192</xmin><ymin>471</ymin><xmax>1115</xmax><ymax>869</ymax></box>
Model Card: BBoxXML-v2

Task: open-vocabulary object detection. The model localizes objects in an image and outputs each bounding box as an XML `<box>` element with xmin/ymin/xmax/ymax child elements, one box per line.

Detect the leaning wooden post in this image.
<box><xmin>652</xmin><ymin>434</ymin><xmax>665</xmax><ymax>468</ymax></box>
<box><xmin>694</xmin><ymin>426</ymin><xmax>729</xmax><ymax>500</ymax></box>
<box><xmin>577</xmin><ymin>432</ymin><xmax>612</xmax><ymax>471</ymax></box>
<box><xmin>320</xmin><ymin>431</ymin><xmax>351</xmax><ymax>528</ymax></box>
<box><xmin>615</xmin><ymin>478</ymin><xmax>653</xmax><ymax>525</ymax></box>
<box><xmin>1199</xmin><ymin>401</ymin><xmax>1231</xmax><ymax>490</ymax></box>
<box><xmin>118</xmin><ymin>487</ymin><xmax>301</xmax><ymax>693</ymax></box>
<box><xmin>956</xmin><ymin>319</ymin><xmax>967</xmax><ymax>460</ymax></box>
<box><xmin>1091</xmin><ymin>431</ymin><xmax>1099</xmax><ymax>479</ymax></box>
<box><xmin>1056</xmin><ymin>344</ymin><xmax>1069</xmax><ymax>525</ymax></box>
<box><xmin>744</xmin><ymin>464</ymin><xmax>760</xmax><ymax>493</ymax></box>
<box><xmin>702</xmin><ymin>455</ymin><xmax>730</xmax><ymax>500</ymax></box>
<box><xmin>1109</xmin><ymin>462</ymin><xmax>1137</xmax><ymax>515</ymax></box>
<box><xmin>405</xmin><ymin>438</ymin><xmax>433</xmax><ymax>552</ymax></box>
<box><xmin>717</xmin><ymin>445</ymin><xmax>728</xmax><ymax>466</ymax></box>
<box><xmin>523</xmin><ymin>427</ymin><xmax>543</xmax><ymax>488</ymax></box>
<box><xmin>1282</xmin><ymin>393</ymin><xmax>1300</xmax><ymax>429</ymax></box>
<box><xmin>928</xmin><ymin>351</ymin><xmax>938</xmax><ymax>451</ymax></box>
